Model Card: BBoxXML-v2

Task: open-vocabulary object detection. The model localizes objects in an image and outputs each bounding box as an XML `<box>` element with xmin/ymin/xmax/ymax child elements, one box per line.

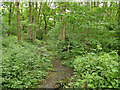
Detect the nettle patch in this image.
<box><xmin>69</xmin><ymin>51</ymin><xmax>119</xmax><ymax>88</ymax></box>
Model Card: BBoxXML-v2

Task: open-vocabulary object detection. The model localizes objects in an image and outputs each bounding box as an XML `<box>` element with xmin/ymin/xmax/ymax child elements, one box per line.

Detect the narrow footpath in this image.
<box><xmin>40</xmin><ymin>57</ymin><xmax>74</xmax><ymax>89</ymax></box>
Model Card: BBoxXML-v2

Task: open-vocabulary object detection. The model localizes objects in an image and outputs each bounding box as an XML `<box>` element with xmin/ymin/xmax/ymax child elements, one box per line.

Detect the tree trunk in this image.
<box><xmin>43</xmin><ymin>13</ymin><xmax>47</xmax><ymax>41</ymax></box>
<box><xmin>32</xmin><ymin>2</ymin><xmax>37</xmax><ymax>42</ymax></box>
<box><xmin>20</xmin><ymin>2</ymin><xmax>23</xmax><ymax>21</ymax></box>
<box><xmin>20</xmin><ymin>2</ymin><xmax>24</xmax><ymax>34</ymax></box>
<box><xmin>38</xmin><ymin>2</ymin><xmax>43</xmax><ymax>40</ymax></box>
<box><xmin>118</xmin><ymin>1</ymin><xmax>120</xmax><ymax>55</ymax></box>
<box><xmin>34</xmin><ymin>2</ymin><xmax>42</xmax><ymax>41</ymax></box>
<box><xmin>42</xmin><ymin>2</ymin><xmax>51</xmax><ymax>41</ymax></box>
<box><xmin>54</xmin><ymin>3</ymin><xmax>56</xmax><ymax>27</ymax></box>
<box><xmin>118</xmin><ymin>1</ymin><xmax>120</xmax><ymax>29</ymax></box>
<box><xmin>118</xmin><ymin>1</ymin><xmax>120</xmax><ymax>27</ymax></box>
<box><xmin>32</xmin><ymin>2</ymin><xmax>34</xmax><ymax>23</ymax></box>
<box><xmin>94</xmin><ymin>2</ymin><xmax>96</xmax><ymax>7</ymax></box>
<box><xmin>16</xmin><ymin>2</ymin><xmax>21</xmax><ymax>41</ymax></box>
<box><xmin>61</xmin><ymin>3</ymin><xmax>65</xmax><ymax>42</ymax></box>
<box><xmin>8</xmin><ymin>2</ymin><xmax>12</xmax><ymax>36</ymax></box>
<box><xmin>87</xmin><ymin>0</ymin><xmax>90</xmax><ymax>8</ymax></box>
<box><xmin>28</xmin><ymin>2</ymin><xmax>32</xmax><ymax>40</ymax></box>
<box><xmin>54</xmin><ymin>8</ymin><xmax>56</xmax><ymax>27</ymax></box>
<box><xmin>97</xmin><ymin>2</ymin><xmax>99</xmax><ymax>7</ymax></box>
<box><xmin>39</xmin><ymin>16</ymin><xmax>43</xmax><ymax>40</ymax></box>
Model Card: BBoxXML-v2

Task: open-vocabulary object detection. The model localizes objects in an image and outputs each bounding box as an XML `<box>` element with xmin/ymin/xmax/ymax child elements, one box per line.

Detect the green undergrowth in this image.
<box><xmin>2</xmin><ymin>35</ymin><xmax>53</xmax><ymax>88</ymax></box>
<box><xmin>67</xmin><ymin>51</ymin><xmax>119</xmax><ymax>88</ymax></box>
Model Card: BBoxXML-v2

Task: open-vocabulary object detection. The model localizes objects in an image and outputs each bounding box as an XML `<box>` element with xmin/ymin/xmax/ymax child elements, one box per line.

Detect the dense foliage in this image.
<box><xmin>47</xmin><ymin>2</ymin><xmax>119</xmax><ymax>88</ymax></box>
<box><xmin>69</xmin><ymin>51</ymin><xmax>119</xmax><ymax>88</ymax></box>
<box><xmin>1</xmin><ymin>1</ymin><xmax>119</xmax><ymax>89</ymax></box>
<box><xmin>2</xmin><ymin>36</ymin><xmax>53</xmax><ymax>88</ymax></box>
<box><xmin>47</xmin><ymin>3</ymin><xmax>119</xmax><ymax>58</ymax></box>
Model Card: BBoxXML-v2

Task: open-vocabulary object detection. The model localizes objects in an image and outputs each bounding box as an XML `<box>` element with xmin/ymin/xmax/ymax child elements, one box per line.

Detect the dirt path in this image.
<box><xmin>39</xmin><ymin>57</ymin><xmax>74</xmax><ymax>89</ymax></box>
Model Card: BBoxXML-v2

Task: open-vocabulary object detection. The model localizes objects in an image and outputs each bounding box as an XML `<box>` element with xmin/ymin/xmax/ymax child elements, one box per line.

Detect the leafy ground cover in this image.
<box><xmin>63</xmin><ymin>51</ymin><xmax>119</xmax><ymax>88</ymax></box>
<box><xmin>2</xmin><ymin>35</ymin><xmax>53</xmax><ymax>88</ymax></box>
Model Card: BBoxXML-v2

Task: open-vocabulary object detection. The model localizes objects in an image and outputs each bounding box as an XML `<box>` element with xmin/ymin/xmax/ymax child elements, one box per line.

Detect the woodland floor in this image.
<box><xmin>38</xmin><ymin>55</ymin><xmax>74</xmax><ymax>89</ymax></box>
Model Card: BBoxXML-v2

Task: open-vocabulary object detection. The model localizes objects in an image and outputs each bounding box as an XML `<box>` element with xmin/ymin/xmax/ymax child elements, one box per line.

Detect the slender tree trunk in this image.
<box><xmin>67</xmin><ymin>19</ymin><xmax>72</xmax><ymax>52</ymax></box>
<box><xmin>54</xmin><ymin>3</ymin><xmax>56</xmax><ymax>27</ymax></box>
<box><xmin>94</xmin><ymin>2</ymin><xmax>96</xmax><ymax>7</ymax></box>
<box><xmin>87</xmin><ymin>0</ymin><xmax>90</xmax><ymax>8</ymax></box>
<box><xmin>118</xmin><ymin>1</ymin><xmax>120</xmax><ymax>28</ymax></box>
<box><xmin>97</xmin><ymin>2</ymin><xmax>99</xmax><ymax>7</ymax></box>
<box><xmin>118</xmin><ymin>1</ymin><xmax>120</xmax><ymax>27</ymax></box>
<box><xmin>39</xmin><ymin>16</ymin><xmax>42</xmax><ymax>40</ymax></box>
<box><xmin>8</xmin><ymin>2</ymin><xmax>12</xmax><ymax>36</ymax></box>
<box><xmin>34</xmin><ymin>2</ymin><xmax>42</xmax><ymax>41</ymax></box>
<box><xmin>20</xmin><ymin>2</ymin><xmax>23</xmax><ymax>21</ymax></box>
<box><xmin>28</xmin><ymin>2</ymin><xmax>32</xmax><ymax>40</ymax></box>
<box><xmin>16</xmin><ymin>2</ymin><xmax>21</xmax><ymax>41</ymax></box>
<box><xmin>32</xmin><ymin>2</ymin><xmax>34</xmax><ymax>23</ymax></box>
<box><xmin>42</xmin><ymin>2</ymin><xmax>51</xmax><ymax>41</ymax></box>
<box><xmin>54</xmin><ymin>8</ymin><xmax>56</xmax><ymax>27</ymax></box>
<box><xmin>32</xmin><ymin>2</ymin><xmax>37</xmax><ymax>42</ymax></box>
<box><xmin>117</xmin><ymin>1</ymin><xmax>120</xmax><ymax>55</ymax></box>
<box><xmin>43</xmin><ymin>13</ymin><xmax>47</xmax><ymax>41</ymax></box>
<box><xmin>37</xmin><ymin>2</ymin><xmax>42</xmax><ymax>28</ymax></box>
<box><xmin>38</xmin><ymin>2</ymin><xmax>42</xmax><ymax>40</ymax></box>
<box><xmin>20</xmin><ymin>3</ymin><xmax>24</xmax><ymax>34</ymax></box>
<box><xmin>61</xmin><ymin>3</ymin><xmax>65</xmax><ymax>42</ymax></box>
<box><xmin>118</xmin><ymin>1</ymin><xmax>120</xmax><ymax>21</ymax></box>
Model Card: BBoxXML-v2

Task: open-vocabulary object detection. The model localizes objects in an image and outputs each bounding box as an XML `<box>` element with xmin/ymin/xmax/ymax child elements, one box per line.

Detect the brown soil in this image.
<box><xmin>39</xmin><ymin>57</ymin><xmax>74</xmax><ymax>89</ymax></box>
